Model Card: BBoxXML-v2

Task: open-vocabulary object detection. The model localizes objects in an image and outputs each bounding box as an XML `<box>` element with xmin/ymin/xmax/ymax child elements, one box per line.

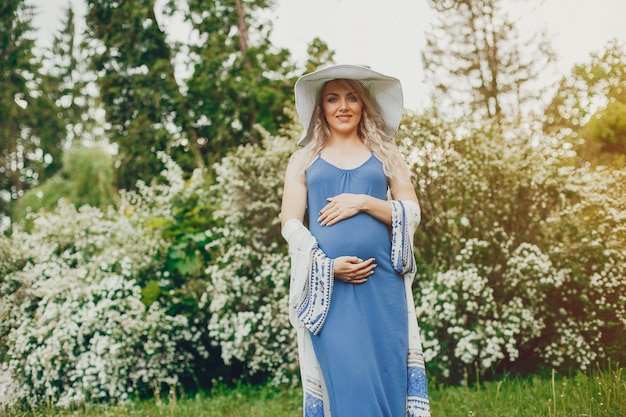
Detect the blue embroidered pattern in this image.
<box><xmin>304</xmin><ymin>392</ymin><xmax>324</xmax><ymax>417</ymax></box>
<box><xmin>303</xmin><ymin>376</ymin><xmax>325</xmax><ymax>417</ymax></box>
<box><xmin>407</xmin><ymin>349</ymin><xmax>430</xmax><ymax>417</ymax></box>
<box><xmin>391</xmin><ymin>200</ymin><xmax>416</xmax><ymax>274</ymax></box>
<box><xmin>296</xmin><ymin>247</ymin><xmax>334</xmax><ymax>335</ymax></box>
<box><xmin>408</xmin><ymin>365</ymin><xmax>429</xmax><ymax>399</ymax></box>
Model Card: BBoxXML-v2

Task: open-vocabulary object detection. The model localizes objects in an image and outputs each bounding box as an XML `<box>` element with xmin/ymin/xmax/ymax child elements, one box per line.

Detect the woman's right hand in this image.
<box><xmin>333</xmin><ymin>256</ymin><xmax>376</xmax><ymax>284</ymax></box>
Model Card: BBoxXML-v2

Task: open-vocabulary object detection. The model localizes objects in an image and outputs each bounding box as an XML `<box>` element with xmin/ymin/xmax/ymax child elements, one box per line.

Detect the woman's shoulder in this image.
<box><xmin>288</xmin><ymin>148</ymin><xmax>309</xmax><ymax>167</ymax></box>
<box><xmin>287</xmin><ymin>148</ymin><xmax>318</xmax><ymax>177</ymax></box>
<box><xmin>290</xmin><ymin>147</ymin><xmax>307</xmax><ymax>158</ymax></box>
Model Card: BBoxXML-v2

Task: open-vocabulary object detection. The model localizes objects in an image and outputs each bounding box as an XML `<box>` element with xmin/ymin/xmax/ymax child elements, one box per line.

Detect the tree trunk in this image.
<box><xmin>235</xmin><ymin>0</ymin><xmax>250</xmax><ymax>66</ymax></box>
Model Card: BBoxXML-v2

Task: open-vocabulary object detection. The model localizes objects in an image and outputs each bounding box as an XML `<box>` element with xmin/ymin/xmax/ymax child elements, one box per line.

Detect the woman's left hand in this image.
<box><xmin>318</xmin><ymin>193</ymin><xmax>365</xmax><ymax>226</ymax></box>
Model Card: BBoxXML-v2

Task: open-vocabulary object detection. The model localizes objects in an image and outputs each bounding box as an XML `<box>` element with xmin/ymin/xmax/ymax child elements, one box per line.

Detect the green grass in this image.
<box><xmin>2</xmin><ymin>366</ymin><xmax>624</xmax><ymax>416</ymax></box>
<box><xmin>0</xmin><ymin>382</ymin><xmax>302</xmax><ymax>417</ymax></box>
<box><xmin>431</xmin><ymin>366</ymin><xmax>625</xmax><ymax>417</ymax></box>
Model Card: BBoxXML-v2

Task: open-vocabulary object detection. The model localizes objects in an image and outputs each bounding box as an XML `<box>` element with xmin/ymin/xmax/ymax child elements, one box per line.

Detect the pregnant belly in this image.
<box><xmin>313</xmin><ymin>213</ymin><xmax>391</xmax><ymax>260</ymax></box>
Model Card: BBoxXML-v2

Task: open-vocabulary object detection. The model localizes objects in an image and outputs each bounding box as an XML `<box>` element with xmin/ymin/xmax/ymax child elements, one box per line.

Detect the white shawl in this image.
<box><xmin>282</xmin><ymin>200</ymin><xmax>431</xmax><ymax>417</ymax></box>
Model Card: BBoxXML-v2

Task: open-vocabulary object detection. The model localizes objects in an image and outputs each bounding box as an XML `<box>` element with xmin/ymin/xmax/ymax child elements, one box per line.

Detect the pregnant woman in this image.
<box><xmin>281</xmin><ymin>64</ymin><xmax>430</xmax><ymax>417</ymax></box>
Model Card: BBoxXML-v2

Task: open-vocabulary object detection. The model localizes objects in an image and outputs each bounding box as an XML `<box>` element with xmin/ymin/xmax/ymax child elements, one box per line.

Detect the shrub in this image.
<box><xmin>204</xmin><ymin>128</ymin><xmax>299</xmax><ymax>384</ymax></box>
<box><xmin>0</xmin><ymin>154</ymin><xmax>212</xmax><ymax>406</ymax></box>
<box><xmin>401</xmin><ymin>113</ymin><xmax>626</xmax><ymax>384</ymax></box>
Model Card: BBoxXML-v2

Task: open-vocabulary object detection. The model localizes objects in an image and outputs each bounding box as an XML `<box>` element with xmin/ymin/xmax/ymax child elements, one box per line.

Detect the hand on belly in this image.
<box><xmin>333</xmin><ymin>256</ymin><xmax>376</xmax><ymax>284</ymax></box>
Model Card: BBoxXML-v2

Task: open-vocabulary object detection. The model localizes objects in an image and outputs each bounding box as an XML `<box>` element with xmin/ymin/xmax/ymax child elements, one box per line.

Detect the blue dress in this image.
<box><xmin>306</xmin><ymin>154</ymin><xmax>408</xmax><ymax>417</ymax></box>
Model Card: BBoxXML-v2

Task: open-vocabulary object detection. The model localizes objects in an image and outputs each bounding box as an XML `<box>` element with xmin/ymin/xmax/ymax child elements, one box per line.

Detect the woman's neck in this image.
<box><xmin>325</xmin><ymin>134</ymin><xmax>363</xmax><ymax>149</ymax></box>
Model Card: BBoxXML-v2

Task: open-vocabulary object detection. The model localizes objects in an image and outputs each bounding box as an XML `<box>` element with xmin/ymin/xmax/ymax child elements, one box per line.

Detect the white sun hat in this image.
<box><xmin>294</xmin><ymin>64</ymin><xmax>404</xmax><ymax>146</ymax></box>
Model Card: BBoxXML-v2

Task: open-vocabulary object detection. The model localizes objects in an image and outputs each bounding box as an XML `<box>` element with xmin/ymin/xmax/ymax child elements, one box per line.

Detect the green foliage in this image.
<box><xmin>580</xmin><ymin>101</ymin><xmax>626</xmax><ymax>167</ymax></box>
<box><xmin>204</xmin><ymin>128</ymin><xmax>298</xmax><ymax>384</ymax></box>
<box><xmin>43</xmin><ymin>5</ymin><xmax>96</xmax><ymax>145</ymax></box>
<box><xmin>80</xmin><ymin>0</ymin><xmax>301</xmax><ymax>189</ymax></box>
<box><xmin>141</xmin><ymin>280</ymin><xmax>162</xmax><ymax>306</ymax></box>
<box><xmin>85</xmin><ymin>0</ymin><xmax>188</xmax><ymax>189</ymax></box>
<box><xmin>62</xmin><ymin>146</ymin><xmax>118</xmax><ymax>207</ymax></box>
<box><xmin>543</xmin><ymin>39</ymin><xmax>626</xmax><ymax>163</ymax></box>
<box><xmin>176</xmin><ymin>0</ymin><xmax>298</xmax><ymax>165</ymax></box>
<box><xmin>0</xmin><ymin>155</ymin><xmax>219</xmax><ymax>407</ymax></box>
<box><xmin>12</xmin><ymin>145</ymin><xmax>118</xmax><ymax>226</ymax></box>
<box><xmin>540</xmin><ymin>165</ymin><xmax>626</xmax><ymax>366</ymax></box>
<box><xmin>0</xmin><ymin>202</ymin><xmax>194</xmax><ymax>407</ymax></box>
<box><xmin>12</xmin><ymin>176</ymin><xmax>70</xmax><ymax>222</ymax></box>
<box><xmin>401</xmin><ymin>112</ymin><xmax>626</xmax><ymax>384</ymax></box>
<box><xmin>585</xmin><ymin>101</ymin><xmax>626</xmax><ymax>150</ymax></box>
<box><xmin>304</xmin><ymin>37</ymin><xmax>335</xmax><ymax>73</ymax></box>
<box><xmin>2</xmin><ymin>367</ymin><xmax>625</xmax><ymax>416</ymax></box>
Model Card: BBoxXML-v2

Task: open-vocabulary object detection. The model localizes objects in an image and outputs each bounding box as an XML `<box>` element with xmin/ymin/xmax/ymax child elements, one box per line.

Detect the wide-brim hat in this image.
<box><xmin>294</xmin><ymin>64</ymin><xmax>404</xmax><ymax>146</ymax></box>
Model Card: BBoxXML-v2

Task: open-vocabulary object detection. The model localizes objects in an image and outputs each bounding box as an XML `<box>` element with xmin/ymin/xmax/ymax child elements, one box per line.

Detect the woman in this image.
<box><xmin>281</xmin><ymin>64</ymin><xmax>430</xmax><ymax>417</ymax></box>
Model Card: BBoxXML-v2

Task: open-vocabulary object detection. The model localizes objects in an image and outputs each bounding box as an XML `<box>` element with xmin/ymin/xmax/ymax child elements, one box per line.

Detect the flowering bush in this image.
<box><xmin>203</xmin><ymin>114</ymin><xmax>625</xmax><ymax>389</ymax></box>
<box><xmin>401</xmin><ymin>113</ymin><xmax>626</xmax><ymax>384</ymax></box>
<box><xmin>416</xmin><ymin>240</ymin><xmax>551</xmax><ymax>380</ymax></box>
<box><xmin>1</xmin><ymin>111</ymin><xmax>624</xmax><ymax>404</ymax></box>
<box><xmin>204</xmin><ymin>128</ymin><xmax>298</xmax><ymax>384</ymax></box>
<box><xmin>0</xmin><ymin>155</ymin><xmax>212</xmax><ymax>406</ymax></box>
<box><xmin>539</xmin><ymin>165</ymin><xmax>626</xmax><ymax>367</ymax></box>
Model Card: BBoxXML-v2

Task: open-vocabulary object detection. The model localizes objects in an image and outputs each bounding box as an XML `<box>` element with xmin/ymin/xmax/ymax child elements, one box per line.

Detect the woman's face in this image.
<box><xmin>321</xmin><ymin>80</ymin><xmax>363</xmax><ymax>138</ymax></box>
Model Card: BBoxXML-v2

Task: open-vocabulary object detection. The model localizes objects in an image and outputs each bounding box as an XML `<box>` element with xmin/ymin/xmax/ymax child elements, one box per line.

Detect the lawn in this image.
<box><xmin>2</xmin><ymin>366</ymin><xmax>624</xmax><ymax>416</ymax></box>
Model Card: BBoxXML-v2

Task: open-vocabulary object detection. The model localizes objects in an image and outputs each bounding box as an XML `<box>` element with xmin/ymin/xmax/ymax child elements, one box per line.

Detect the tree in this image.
<box><xmin>85</xmin><ymin>0</ymin><xmax>195</xmax><ymax>190</ymax></box>
<box><xmin>43</xmin><ymin>5</ymin><xmax>99</xmax><ymax>146</ymax></box>
<box><xmin>304</xmin><ymin>37</ymin><xmax>335</xmax><ymax>73</ymax></box>
<box><xmin>171</xmin><ymin>0</ymin><xmax>297</xmax><ymax>165</ymax></box>
<box><xmin>0</xmin><ymin>0</ymin><xmax>65</xmax><ymax>231</ymax></box>
<box><xmin>422</xmin><ymin>0</ymin><xmax>555</xmax><ymax>126</ymax></box>
<box><xmin>543</xmin><ymin>39</ymin><xmax>626</xmax><ymax>166</ymax></box>
<box><xmin>84</xmin><ymin>0</ymin><xmax>298</xmax><ymax>188</ymax></box>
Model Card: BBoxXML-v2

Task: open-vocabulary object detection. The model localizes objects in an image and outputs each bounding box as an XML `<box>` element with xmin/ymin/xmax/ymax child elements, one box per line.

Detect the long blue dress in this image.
<box><xmin>306</xmin><ymin>153</ymin><xmax>408</xmax><ymax>417</ymax></box>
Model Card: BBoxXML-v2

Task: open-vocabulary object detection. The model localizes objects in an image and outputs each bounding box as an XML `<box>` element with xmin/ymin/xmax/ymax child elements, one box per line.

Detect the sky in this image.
<box><xmin>31</xmin><ymin>0</ymin><xmax>626</xmax><ymax>111</ymax></box>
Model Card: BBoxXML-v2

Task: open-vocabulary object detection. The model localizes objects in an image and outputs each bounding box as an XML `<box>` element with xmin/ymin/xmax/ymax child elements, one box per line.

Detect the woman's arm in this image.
<box><xmin>281</xmin><ymin>150</ymin><xmax>308</xmax><ymax>228</ymax></box>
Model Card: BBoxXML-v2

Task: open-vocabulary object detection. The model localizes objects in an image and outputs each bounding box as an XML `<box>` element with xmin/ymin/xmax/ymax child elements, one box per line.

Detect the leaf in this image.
<box><xmin>141</xmin><ymin>280</ymin><xmax>161</xmax><ymax>306</ymax></box>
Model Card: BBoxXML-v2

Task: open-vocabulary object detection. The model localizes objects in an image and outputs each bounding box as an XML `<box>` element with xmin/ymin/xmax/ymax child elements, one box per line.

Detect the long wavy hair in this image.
<box><xmin>297</xmin><ymin>79</ymin><xmax>408</xmax><ymax>183</ymax></box>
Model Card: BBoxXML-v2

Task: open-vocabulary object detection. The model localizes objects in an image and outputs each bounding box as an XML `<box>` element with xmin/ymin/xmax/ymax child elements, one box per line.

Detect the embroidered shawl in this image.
<box><xmin>282</xmin><ymin>200</ymin><xmax>431</xmax><ymax>417</ymax></box>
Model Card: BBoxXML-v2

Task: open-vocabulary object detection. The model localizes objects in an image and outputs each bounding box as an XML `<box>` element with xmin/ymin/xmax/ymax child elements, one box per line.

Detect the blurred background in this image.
<box><xmin>1</xmin><ymin>0</ymin><xmax>625</xmax><ymax>413</ymax></box>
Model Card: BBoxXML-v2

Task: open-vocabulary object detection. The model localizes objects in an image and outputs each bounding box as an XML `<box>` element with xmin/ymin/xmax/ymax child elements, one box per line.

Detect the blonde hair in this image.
<box><xmin>297</xmin><ymin>79</ymin><xmax>408</xmax><ymax>183</ymax></box>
